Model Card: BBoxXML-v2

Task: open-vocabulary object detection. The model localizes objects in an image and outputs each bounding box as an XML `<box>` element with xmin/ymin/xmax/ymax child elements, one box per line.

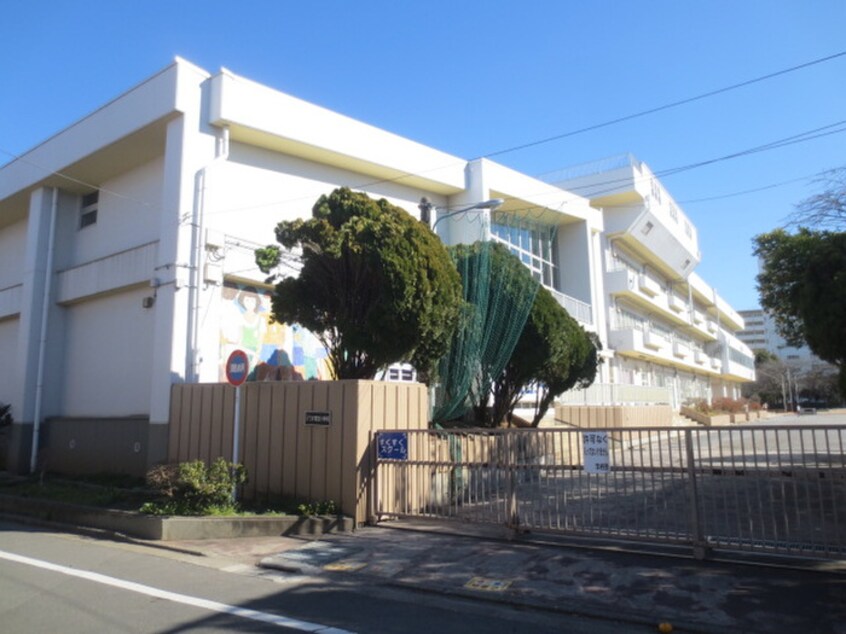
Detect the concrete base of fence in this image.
<box><xmin>553</xmin><ymin>404</ymin><xmax>673</xmax><ymax>428</ymax></box>
<box><xmin>679</xmin><ymin>407</ymin><xmax>758</xmax><ymax>426</ymax></box>
<box><xmin>0</xmin><ymin>494</ymin><xmax>353</xmax><ymax>541</ymax></box>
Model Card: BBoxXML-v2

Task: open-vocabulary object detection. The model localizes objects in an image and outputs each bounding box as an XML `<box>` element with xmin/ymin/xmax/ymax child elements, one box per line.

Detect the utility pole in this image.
<box><xmin>781</xmin><ymin>373</ymin><xmax>787</xmax><ymax>412</ymax></box>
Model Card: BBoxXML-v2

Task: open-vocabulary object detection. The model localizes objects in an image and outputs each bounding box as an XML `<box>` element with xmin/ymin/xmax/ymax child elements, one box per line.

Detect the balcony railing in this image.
<box><xmin>643</xmin><ymin>330</ymin><xmax>668</xmax><ymax>350</ymax></box>
<box><xmin>557</xmin><ymin>382</ymin><xmax>672</xmax><ymax>406</ymax></box>
<box><xmin>549</xmin><ymin>288</ymin><xmax>593</xmax><ymax>326</ymax></box>
<box><xmin>638</xmin><ymin>274</ymin><xmax>661</xmax><ymax>297</ymax></box>
<box><xmin>668</xmin><ymin>294</ymin><xmax>686</xmax><ymax>313</ymax></box>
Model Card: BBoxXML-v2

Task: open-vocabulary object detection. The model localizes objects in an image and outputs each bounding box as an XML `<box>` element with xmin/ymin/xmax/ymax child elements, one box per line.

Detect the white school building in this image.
<box><xmin>0</xmin><ymin>58</ymin><xmax>754</xmax><ymax>474</ymax></box>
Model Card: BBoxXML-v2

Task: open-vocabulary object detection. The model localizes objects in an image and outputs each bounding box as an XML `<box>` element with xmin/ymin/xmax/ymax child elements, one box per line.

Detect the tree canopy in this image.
<box><xmin>754</xmin><ymin>228</ymin><xmax>846</xmax><ymax>396</ymax></box>
<box><xmin>256</xmin><ymin>188</ymin><xmax>463</xmax><ymax>380</ymax></box>
<box><xmin>492</xmin><ymin>285</ymin><xmax>600</xmax><ymax>427</ymax></box>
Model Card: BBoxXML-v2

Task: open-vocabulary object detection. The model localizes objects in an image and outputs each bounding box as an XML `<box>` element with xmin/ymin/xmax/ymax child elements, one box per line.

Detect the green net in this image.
<box><xmin>433</xmin><ymin>241</ymin><xmax>540</xmax><ymax>424</ymax></box>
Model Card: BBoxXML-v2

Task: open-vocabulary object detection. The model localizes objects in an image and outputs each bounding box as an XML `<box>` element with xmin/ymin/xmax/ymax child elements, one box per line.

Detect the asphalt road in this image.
<box><xmin>0</xmin><ymin>520</ymin><xmax>653</xmax><ymax>634</ymax></box>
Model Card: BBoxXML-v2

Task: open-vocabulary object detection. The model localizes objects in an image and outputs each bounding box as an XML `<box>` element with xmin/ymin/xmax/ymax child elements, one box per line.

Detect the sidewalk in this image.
<box><xmin>166</xmin><ymin>521</ymin><xmax>846</xmax><ymax>634</ymax></box>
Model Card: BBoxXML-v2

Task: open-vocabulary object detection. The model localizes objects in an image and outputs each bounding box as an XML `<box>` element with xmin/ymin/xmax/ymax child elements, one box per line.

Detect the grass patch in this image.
<box><xmin>0</xmin><ymin>473</ymin><xmax>336</xmax><ymax>518</ymax></box>
<box><xmin>0</xmin><ymin>476</ymin><xmax>146</xmax><ymax>510</ymax></box>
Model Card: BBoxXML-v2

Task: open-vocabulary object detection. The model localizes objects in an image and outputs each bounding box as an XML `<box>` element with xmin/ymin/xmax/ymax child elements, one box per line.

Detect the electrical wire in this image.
<box><xmin>2</xmin><ymin>50</ymin><xmax>843</xmax><ymax>221</ymax></box>
<box><xmin>678</xmin><ymin>170</ymin><xmax>835</xmax><ymax>205</ymax></box>
<box><xmin>480</xmin><ymin>50</ymin><xmax>846</xmax><ymax>160</ymax></box>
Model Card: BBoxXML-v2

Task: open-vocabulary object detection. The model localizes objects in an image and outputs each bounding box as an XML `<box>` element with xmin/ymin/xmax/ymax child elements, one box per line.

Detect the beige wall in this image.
<box><xmin>168</xmin><ymin>380</ymin><xmax>428</xmax><ymax>523</ymax></box>
<box><xmin>553</xmin><ymin>404</ymin><xmax>673</xmax><ymax>428</ymax></box>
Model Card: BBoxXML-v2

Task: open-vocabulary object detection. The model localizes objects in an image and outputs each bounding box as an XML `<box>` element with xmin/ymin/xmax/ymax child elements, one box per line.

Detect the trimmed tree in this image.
<box><xmin>492</xmin><ymin>285</ymin><xmax>600</xmax><ymax>427</ymax></box>
<box><xmin>256</xmin><ymin>188</ymin><xmax>462</xmax><ymax>380</ymax></box>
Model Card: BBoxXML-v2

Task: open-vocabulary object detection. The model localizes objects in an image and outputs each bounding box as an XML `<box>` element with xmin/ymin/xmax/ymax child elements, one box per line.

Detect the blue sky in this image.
<box><xmin>3</xmin><ymin>1</ymin><xmax>844</xmax><ymax>310</ymax></box>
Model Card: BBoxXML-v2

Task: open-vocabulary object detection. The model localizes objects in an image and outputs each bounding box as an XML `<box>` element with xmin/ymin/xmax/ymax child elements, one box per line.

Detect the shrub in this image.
<box><xmin>690</xmin><ymin>399</ymin><xmax>711</xmax><ymax>415</ymax></box>
<box><xmin>141</xmin><ymin>458</ymin><xmax>247</xmax><ymax>516</ymax></box>
<box><xmin>690</xmin><ymin>397</ymin><xmax>756</xmax><ymax>415</ymax></box>
<box><xmin>710</xmin><ymin>397</ymin><xmax>744</xmax><ymax>414</ymax></box>
<box><xmin>297</xmin><ymin>499</ymin><xmax>339</xmax><ymax>516</ymax></box>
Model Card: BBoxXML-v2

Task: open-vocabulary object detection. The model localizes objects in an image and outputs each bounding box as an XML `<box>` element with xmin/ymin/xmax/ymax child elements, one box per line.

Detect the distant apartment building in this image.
<box><xmin>0</xmin><ymin>60</ymin><xmax>753</xmax><ymax>475</ymax></box>
<box><xmin>739</xmin><ymin>308</ymin><xmax>831</xmax><ymax>375</ymax></box>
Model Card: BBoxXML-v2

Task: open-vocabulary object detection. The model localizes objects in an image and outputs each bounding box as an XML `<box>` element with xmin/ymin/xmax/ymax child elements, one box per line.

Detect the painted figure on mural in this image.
<box><xmin>237</xmin><ymin>286</ymin><xmax>265</xmax><ymax>364</ymax></box>
<box><xmin>219</xmin><ymin>281</ymin><xmax>330</xmax><ymax>382</ymax></box>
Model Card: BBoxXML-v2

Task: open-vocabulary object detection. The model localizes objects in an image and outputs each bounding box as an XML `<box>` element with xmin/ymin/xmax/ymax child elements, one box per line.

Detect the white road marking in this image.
<box><xmin>0</xmin><ymin>549</ymin><xmax>353</xmax><ymax>633</ymax></box>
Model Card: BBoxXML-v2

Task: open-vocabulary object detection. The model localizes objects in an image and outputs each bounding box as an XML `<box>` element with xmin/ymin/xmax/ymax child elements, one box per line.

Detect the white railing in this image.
<box><xmin>548</xmin><ymin>288</ymin><xmax>593</xmax><ymax>326</ymax></box>
<box><xmin>556</xmin><ymin>382</ymin><xmax>672</xmax><ymax>405</ymax></box>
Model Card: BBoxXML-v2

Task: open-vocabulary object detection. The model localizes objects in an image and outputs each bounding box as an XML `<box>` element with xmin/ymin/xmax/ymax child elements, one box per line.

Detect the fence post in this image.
<box><xmin>368</xmin><ymin>430</ymin><xmax>377</xmax><ymax>525</ymax></box>
<box><xmin>506</xmin><ymin>434</ymin><xmax>519</xmax><ymax>536</ymax></box>
<box><xmin>684</xmin><ymin>428</ymin><xmax>709</xmax><ymax>559</ymax></box>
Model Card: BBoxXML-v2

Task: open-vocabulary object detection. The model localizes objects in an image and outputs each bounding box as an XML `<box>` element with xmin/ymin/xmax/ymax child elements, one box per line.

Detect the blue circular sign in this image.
<box><xmin>226</xmin><ymin>349</ymin><xmax>250</xmax><ymax>386</ymax></box>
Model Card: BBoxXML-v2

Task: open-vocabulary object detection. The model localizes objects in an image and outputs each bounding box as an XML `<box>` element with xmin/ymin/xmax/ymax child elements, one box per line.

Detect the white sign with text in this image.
<box><xmin>583</xmin><ymin>431</ymin><xmax>610</xmax><ymax>474</ymax></box>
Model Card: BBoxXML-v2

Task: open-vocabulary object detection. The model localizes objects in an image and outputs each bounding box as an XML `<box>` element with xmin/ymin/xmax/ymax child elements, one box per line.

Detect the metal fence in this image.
<box><xmin>373</xmin><ymin>426</ymin><xmax>846</xmax><ymax>560</ymax></box>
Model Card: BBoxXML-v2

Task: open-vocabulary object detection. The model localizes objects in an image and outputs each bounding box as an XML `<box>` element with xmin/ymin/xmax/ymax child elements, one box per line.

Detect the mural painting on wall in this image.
<box><xmin>219</xmin><ymin>282</ymin><xmax>330</xmax><ymax>382</ymax></box>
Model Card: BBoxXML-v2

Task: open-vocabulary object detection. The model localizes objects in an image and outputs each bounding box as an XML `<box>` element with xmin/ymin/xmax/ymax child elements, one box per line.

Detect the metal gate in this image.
<box><xmin>373</xmin><ymin>425</ymin><xmax>846</xmax><ymax>560</ymax></box>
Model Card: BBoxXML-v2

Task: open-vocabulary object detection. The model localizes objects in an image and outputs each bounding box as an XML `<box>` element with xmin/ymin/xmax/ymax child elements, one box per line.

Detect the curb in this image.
<box><xmin>0</xmin><ymin>494</ymin><xmax>354</xmax><ymax>541</ymax></box>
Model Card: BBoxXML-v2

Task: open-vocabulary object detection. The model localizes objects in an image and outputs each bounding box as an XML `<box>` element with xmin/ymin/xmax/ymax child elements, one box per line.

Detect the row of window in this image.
<box><xmin>728</xmin><ymin>347</ymin><xmax>755</xmax><ymax>370</ymax></box>
<box><xmin>649</xmin><ymin>179</ymin><xmax>694</xmax><ymax>240</ymax></box>
<box><xmin>80</xmin><ymin>191</ymin><xmax>98</xmax><ymax>228</ymax></box>
<box><xmin>491</xmin><ymin>215</ymin><xmax>558</xmax><ymax>289</ymax></box>
<box><xmin>612</xmin><ymin>306</ymin><xmax>707</xmax><ymax>355</ymax></box>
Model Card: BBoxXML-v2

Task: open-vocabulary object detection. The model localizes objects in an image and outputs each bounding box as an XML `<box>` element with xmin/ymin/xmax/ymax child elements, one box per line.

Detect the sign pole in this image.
<box><xmin>232</xmin><ymin>384</ymin><xmax>241</xmax><ymax>464</ymax></box>
<box><xmin>225</xmin><ymin>349</ymin><xmax>250</xmax><ymax>503</ymax></box>
<box><xmin>232</xmin><ymin>384</ymin><xmax>241</xmax><ymax>502</ymax></box>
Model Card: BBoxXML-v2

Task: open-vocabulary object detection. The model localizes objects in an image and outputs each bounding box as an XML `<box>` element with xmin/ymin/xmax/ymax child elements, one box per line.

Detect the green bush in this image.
<box><xmin>141</xmin><ymin>458</ymin><xmax>247</xmax><ymax>516</ymax></box>
<box><xmin>297</xmin><ymin>499</ymin><xmax>339</xmax><ymax>516</ymax></box>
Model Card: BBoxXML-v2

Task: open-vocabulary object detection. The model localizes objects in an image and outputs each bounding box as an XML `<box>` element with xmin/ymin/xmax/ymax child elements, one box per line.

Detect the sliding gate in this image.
<box><xmin>373</xmin><ymin>426</ymin><xmax>846</xmax><ymax>560</ymax></box>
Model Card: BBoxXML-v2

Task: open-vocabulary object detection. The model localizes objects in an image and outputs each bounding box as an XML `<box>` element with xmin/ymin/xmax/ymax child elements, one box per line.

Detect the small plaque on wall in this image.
<box><xmin>305</xmin><ymin>411</ymin><xmax>331</xmax><ymax>426</ymax></box>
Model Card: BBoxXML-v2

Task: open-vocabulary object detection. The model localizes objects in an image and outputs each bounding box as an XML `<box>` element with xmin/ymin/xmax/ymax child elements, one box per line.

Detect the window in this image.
<box><xmin>668</xmin><ymin>202</ymin><xmax>678</xmax><ymax>223</ymax></box>
<box><xmin>80</xmin><ymin>191</ymin><xmax>99</xmax><ymax>229</ymax></box>
<box><xmin>491</xmin><ymin>214</ymin><xmax>558</xmax><ymax>290</ymax></box>
<box><xmin>728</xmin><ymin>347</ymin><xmax>755</xmax><ymax>370</ymax></box>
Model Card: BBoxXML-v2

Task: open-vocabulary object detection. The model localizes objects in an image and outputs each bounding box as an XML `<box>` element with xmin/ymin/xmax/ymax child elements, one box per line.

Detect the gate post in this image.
<box><xmin>684</xmin><ymin>428</ymin><xmax>709</xmax><ymax>559</ymax></box>
<box><xmin>368</xmin><ymin>430</ymin><xmax>377</xmax><ymax>525</ymax></box>
<box><xmin>506</xmin><ymin>433</ymin><xmax>519</xmax><ymax>535</ymax></box>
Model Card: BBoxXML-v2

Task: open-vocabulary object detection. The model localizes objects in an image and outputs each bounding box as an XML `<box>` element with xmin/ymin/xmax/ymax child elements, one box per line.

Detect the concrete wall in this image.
<box><xmin>60</xmin><ymin>286</ymin><xmax>156</xmax><ymax>417</ymax></box>
<box><xmin>0</xmin><ymin>318</ymin><xmax>19</xmax><ymax>409</ymax></box>
<box><xmin>553</xmin><ymin>404</ymin><xmax>673</xmax><ymax>428</ymax></box>
<box><xmin>557</xmin><ymin>220</ymin><xmax>592</xmax><ymax>305</ymax></box>
<box><xmin>0</xmin><ymin>218</ymin><xmax>27</xmax><ymax>289</ymax></box>
<box><xmin>40</xmin><ymin>416</ymin><xmax>167</xmax><ymax>477</ymax></box>
<box><xmin>168</xmin><ymin>380</ymin><xmax>428</xmax><ymax>524</ymax></box>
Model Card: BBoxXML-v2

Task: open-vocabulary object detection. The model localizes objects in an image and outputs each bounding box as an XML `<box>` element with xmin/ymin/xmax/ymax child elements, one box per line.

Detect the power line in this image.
<box><xmin>3</xmin><ymin>50</ymin><xmax>844</xmax><ymax>216</ymax></box>
<box><xmin>551</xmin><ymin>120</ymin><xmax>846</xmax><ymax>201</ymax></box>
<box><xmin>2</xmin><ymin>50</ymin><xmax>844</xmax><ymax>239</ymax></box>
<box><xmin>656</xmin><ymin>120</ymin><xmax>846</xmax><ymax>179</ymax></box>
<box><xmin>677</xmin><ymin>171</ymin><xmax>829</xmax><ymax>204</ymax></box>
<box><xmin>480</xmin><ymin>50</ymin><xmax>846</xmax><ymax>160</ymax></box>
